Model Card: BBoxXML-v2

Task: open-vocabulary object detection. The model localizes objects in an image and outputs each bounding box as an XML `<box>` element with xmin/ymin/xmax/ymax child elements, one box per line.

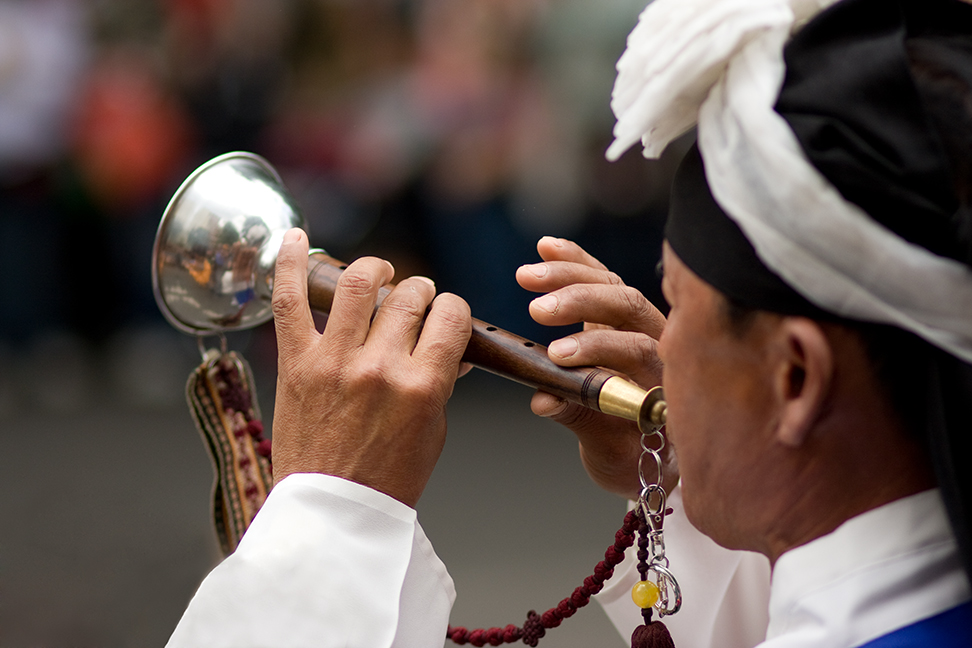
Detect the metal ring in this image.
<box><xmin>637</xmin><ymin>447</ymin><xmax>663</xmax><ymax>491</ymax></box>
<box><xmin>640</xmin><ymin>428</ymin><xmax>665</xmax><ymax>454</ymax></box>
<box><xmin>196</xmin><ymin>333</ymin><xmax>228</xmax><ymax>361</ymax></box>
<box><xmin>649</xmin><ymin>563</ymin><xmax>682</xmax><ymax>617</ymax></box>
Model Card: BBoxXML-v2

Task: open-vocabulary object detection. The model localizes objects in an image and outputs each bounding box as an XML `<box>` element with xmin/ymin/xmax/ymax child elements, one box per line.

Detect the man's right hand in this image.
<box><xmin>515</xmin><ymin>236</ymin><xmax>676</xmax><ymax>499</ymax></box>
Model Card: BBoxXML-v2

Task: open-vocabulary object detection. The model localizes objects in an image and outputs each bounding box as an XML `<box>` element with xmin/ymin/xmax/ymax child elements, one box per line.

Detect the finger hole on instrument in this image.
<box><xmin>368</xmin><ymin>276</ymin><xmax>437</xmax><ymax>348</ymax></box>
<box><xmin>536</xmin><ymin>236</ymin><xmax>609</xmax><ymax>270</ymax></box>
<box><xmin>516</xmin><ymin>260</ymin><xmax>623</xmax><ymax>294</ymax></box>
<box><xmin>323</xmin><ymin>257</ymin><xmax>395</xmax><ymax>347</ymax></box>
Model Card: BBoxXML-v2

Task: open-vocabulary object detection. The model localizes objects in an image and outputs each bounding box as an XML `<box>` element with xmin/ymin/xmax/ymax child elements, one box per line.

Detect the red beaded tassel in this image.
<box><xmin>446</xmin><ymin>509</ymin><xmax>641</xmax><ymax>646</ymax></box>
<box><xmin>630</xmin><ymin>511</ymin><xmax>675</xmax><ymax>648</ymax></box>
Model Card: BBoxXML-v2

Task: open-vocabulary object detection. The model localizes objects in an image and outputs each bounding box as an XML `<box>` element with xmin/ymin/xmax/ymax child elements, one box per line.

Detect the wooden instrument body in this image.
<box><xmin>307</xmin><ymin>253</ymin><xmax>615</xmax><ymax>412</ymax></box>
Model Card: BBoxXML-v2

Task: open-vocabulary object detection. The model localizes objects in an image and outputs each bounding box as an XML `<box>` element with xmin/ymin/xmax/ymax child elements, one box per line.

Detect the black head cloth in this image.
<box><xmin>666</xmin><ymin>0</ymin><xmax>972</xmax><ymax>582</ymax></box>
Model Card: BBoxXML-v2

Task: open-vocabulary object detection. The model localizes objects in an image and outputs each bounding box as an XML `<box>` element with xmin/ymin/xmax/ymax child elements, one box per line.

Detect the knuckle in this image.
<box><xmin>400</xmin><ymin>374</ymin><xmax>441</xmax><ymax>403</ymax></box>
<box><xmin>634</xmin><ymin>333</ymin><xmax>655</xmax><ymax>361</ymax></box>
<box><xmin>551</xmin><ymin>401</ymin><xmax>598</xmax><ymax>430</ymax></box>
<box><xmin>353</xmin><ymin>357</ymin><xmax>391</xmax><ymax>386</ymax></box>
<box><xmin>605</xmin><ymin>271</ymin><xmax>625</xmax><ymax>286</ymax></box>
<box><xmin>379</xmin><ymin>294</ymin><xmax>425</xmax><ymax>320</ymax></box>
<box><xmin>634</xmin><ymin>334</ymin><xmax>665</xmax><ymax>376</ymax></box>
<box><xmin>620</xmin><ymin>286</ymin><xmax>652</xmax><ymax>319</ymax></box>
<box><xmin>431</xmin><ymin>295</ymin><xmax>472</xmax><ymax>327</ymax></box>
<box><xmin>338</xmin><ymin>268</ymin><xmax>379</xmax><ymax>298</ymax></box>
<box><xmin>272</xmin><ymin>284</ymin><xmax>305</xmax><ymax>319</ymax></box>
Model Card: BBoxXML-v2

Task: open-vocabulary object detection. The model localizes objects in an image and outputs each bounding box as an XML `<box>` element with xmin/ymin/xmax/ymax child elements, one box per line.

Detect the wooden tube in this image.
<box><xmin>306</xmin><ymin>252</ymin><xmax>624</xmax><ymax>413</ymax></box>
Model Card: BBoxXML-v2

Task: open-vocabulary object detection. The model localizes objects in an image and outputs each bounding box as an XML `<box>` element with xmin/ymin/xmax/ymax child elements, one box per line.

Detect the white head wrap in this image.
<box><xmin>608</xmin><ymin>0</ymin><xmax>972</xmax><ymax>363</ymax></box>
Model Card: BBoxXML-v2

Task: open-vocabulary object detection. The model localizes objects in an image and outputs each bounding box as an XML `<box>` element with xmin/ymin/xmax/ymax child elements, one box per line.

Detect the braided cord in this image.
<box><xmin>446</xmin><ymin>509</ymin><xmax>642</xmax><ymax>646</ymax></box>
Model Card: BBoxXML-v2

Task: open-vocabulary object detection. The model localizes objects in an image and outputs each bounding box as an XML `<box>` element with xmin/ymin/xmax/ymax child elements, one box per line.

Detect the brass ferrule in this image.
<box><xmin>596</xmin><ymin>377</ymin><xmax>667</xmax><ymax>433</ymax></box>
<box><xmin>598</xmin><ymin>376</ymin><xmax>649</xmax><ymax>425</ymax></box>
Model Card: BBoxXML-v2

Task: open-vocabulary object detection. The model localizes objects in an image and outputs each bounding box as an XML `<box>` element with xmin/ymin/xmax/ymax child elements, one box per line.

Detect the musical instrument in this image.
<box><xmin>152</xmin><ymin>152</ymin><xmax>666</xmax><ymax>433</ymax></box>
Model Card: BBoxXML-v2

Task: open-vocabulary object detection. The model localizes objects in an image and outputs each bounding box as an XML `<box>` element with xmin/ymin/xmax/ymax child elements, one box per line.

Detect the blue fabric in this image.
<box><xmin>858</xmin><ymin>601</ymin><xmax>972</xmax><ymax>647</ymax></box>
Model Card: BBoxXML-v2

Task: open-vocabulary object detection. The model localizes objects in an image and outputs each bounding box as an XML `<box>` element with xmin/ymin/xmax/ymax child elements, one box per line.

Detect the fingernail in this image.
<box><xmin>532</xmin><ymin>294</ymin><xmax>559</xmax><ymax>314</ymax></box>
<box><xmin>523</xmin><ymin>263</ymin><xmax>547</xmax><ymax>278</ymax></box>
<box><xmin>283</xmin><ymin>228</ymin><xmax>302</xmax><ymax>244</ymax></box>
<box><xmin>540</xmin><ymin>236</ymin><xmax>564</xmax><ymax>248</ymax></box>
<box><xmin>414</xmin><ymin>276</ymin><xmax>435</xmax><ymax>287</ymax></box>
<box><xmin>548</xmin><ymin>337</ymin><xmax>577</xmax><ymax>358</ymax></box>
<box><xmin>538</xmin><ymin>397</ymin><xmax>568</xmax><ymax>417</ymax></box>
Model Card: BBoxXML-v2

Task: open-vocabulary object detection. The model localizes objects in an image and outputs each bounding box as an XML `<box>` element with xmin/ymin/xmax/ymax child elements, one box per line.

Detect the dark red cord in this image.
<box><xmin>446</xmin><ymin>509</ymin><xmax>642</xmax><ymax>646</ymax></box>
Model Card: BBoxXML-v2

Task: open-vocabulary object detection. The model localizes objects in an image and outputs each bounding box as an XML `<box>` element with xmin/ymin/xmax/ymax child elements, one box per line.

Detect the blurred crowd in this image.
<box><xmin>0</xmin><ymin>0</ymin><xmax>681</xmax><ymax>415</ymax></box>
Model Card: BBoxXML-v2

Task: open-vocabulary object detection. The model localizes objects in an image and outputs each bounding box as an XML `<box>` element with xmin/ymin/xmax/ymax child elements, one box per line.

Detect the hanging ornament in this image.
<box><xmin>186</xmin><ymin>337</ymin><xmax>273</xmax><ymax>555</ymax></box>
<box><xmin>628</xmin><ymin>396</ymin><xmax>680</xmax><ymax>648</ymax></box>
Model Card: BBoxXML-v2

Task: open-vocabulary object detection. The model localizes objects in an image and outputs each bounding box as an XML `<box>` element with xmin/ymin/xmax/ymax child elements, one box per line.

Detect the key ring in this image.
<box><xmin>632</xmin><ymin>388</ymin><xmax>681</xmax><ymax>620</ymax></box>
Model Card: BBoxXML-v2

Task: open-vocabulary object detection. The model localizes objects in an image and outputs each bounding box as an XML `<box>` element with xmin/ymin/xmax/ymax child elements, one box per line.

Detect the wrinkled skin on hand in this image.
<box><xmin>515</xmin><ymin>237</ymin><xmax>677</xmax><ymax>500</ymax></box>
<box><xmin>270</xmin><ymin>228</ymin><xmax>472</xmax><ymax>507</ymax></box>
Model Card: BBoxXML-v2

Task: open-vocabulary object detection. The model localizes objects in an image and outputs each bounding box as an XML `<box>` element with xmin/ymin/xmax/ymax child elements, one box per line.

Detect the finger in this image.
<box><xmin>413</xmin><ymin>292</ymin><xmax>472</xmax><ymax>378</ymax></box>
<box><xmin>535</xmin><ymin>236</ymin><xmax>609</xmax><ymax>270</ymax></box>
<box><xmin>323</xmin><ymin>256</ymin><xmax>396</xmax><ymax>349</ymax></box>
<box><xmin>529</xmin><ymin>283</ymin><xmax>666</xmax><ymax>337</ymax></box>
<box><xmin>530</xmin><ymin>391</ymin><xmax>628</xmax><ymax>437</ymax></box>
<box><xmin>272</xmin><ymin>229</ymin><xmax>316</xmax><ymax>361</ymax></box>
<box><xmin>515</xmin><ymin>260</ymin><xmax>624</xmax><ymax>294</ymax></box>
<box><xmin>368</xmin><ymin>276</ymin><xmax>437</xmax><ymax>353</ymax></box>
<box><xmin>546</xmin><ymin>329</ymin><xmax>664</xmax><ymax>384</ymax></box>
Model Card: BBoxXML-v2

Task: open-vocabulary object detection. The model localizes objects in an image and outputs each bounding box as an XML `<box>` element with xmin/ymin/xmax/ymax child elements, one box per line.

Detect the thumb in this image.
<box><xmin>272</xmin><ymin>228</ymin><xmax>316</xmax><ymax>360</ymax></box>
<box><xmin>530</xmin><ymin>390</ymin><xmax>612</xmax><ymax>436</ymax></box>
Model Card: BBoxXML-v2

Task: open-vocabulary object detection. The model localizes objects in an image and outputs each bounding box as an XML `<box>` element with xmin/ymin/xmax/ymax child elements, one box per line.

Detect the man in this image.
<box><xmin>168</xmin><ymin>0</ymin><xmax>972</xmax><ymax>645</ymax></box>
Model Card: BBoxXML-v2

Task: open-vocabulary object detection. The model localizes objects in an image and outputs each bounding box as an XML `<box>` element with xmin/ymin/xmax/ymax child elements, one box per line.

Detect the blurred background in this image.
<box><xmin>0</xmin><ymin>0</ymin><xmax>688</xmax><ymax>645</ymax></box>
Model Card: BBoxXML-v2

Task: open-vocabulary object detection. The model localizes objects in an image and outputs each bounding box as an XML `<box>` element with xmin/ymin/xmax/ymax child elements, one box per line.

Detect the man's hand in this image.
<box><xmin>270</xmin><ymin>228</ymin><xmax>472</xmax><ymax>507</ymax></box>
<box><xmin>515</xmin><ymin>236</ymin><xmax>675</xmax><ymax>499</ymax></box>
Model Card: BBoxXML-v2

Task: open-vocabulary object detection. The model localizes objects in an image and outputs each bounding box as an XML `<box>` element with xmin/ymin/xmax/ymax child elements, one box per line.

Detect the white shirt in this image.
<box><xmin>763</xmin><ymin>489</ymin><xmax>970</xmax><ymax>647</ymax></box>
<box><xmin>168</xmin><ymin>478</ymin><xmax>969</xmax><ymax>648</ymax></box>
<box><xmin>167</xmin><ymin>474</ymin><xmax>455</xmax><ymax>648</ymax></box>
<box><xmin>599</xmin><ymin>489</ymin><xmax>970</xmax><ymax>648</ymax></box>
<box><xmin>595</xmin><ymin>487</ymin><xmax>772</xmax><ymax>648</ymax></box>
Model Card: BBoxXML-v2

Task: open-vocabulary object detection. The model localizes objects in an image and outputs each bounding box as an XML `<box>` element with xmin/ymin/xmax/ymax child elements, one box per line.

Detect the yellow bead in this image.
<box><xmin>631</xmin><ymin>580</ymin><xmax>660</xmax><ymax>609</ymax></box>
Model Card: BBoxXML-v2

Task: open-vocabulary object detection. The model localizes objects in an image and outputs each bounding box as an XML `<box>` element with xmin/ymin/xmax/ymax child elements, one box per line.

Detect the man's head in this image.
<box><xmin>658</xmin><ymin>240</ymin><xmax>936</xmax><ymax>561</ymax></box>
<box><xmin>608</xmin><ymin>0</ymin><xmax>972</xmax><ymax>570</ymax></box>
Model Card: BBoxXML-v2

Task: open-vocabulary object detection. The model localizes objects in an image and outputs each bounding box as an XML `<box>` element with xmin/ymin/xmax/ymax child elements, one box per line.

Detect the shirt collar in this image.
<box><xmin>767</xmin><ymin>489</ymin><xmax>970</xmax><ymax>646</ymax></box>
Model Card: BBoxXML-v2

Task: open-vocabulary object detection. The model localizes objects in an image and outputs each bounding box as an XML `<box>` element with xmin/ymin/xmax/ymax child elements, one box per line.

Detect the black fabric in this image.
<box><xmin>775</xmin><ymin>0</ymin><xmax>972</xmax><ymax>266</ymax></box>
<box><xmin>666</xmin><ymin>143</ymin><xmax>833</xmax><ymax>319</ymax></box>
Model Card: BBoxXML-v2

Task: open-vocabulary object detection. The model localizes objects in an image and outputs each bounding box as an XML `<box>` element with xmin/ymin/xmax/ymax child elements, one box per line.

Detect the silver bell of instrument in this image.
<box><xmin>152</xmin><ymin>152</ymin><xmax>307</xmax><ymax>335</ymax></box>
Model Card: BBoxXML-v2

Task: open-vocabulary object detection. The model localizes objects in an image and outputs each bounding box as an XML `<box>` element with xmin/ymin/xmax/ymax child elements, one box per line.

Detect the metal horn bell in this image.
<box><xmin>152</xmin><ymin>152</ymin><xmax>306</xmax><ymax>335</ymax></box>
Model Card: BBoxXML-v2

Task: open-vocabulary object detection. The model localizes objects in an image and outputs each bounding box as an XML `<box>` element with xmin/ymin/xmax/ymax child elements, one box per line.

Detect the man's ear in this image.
<box><xmin>774</xmin><ymin>318</ymin><xmax>833</xmax><ymax>447</ymax></box>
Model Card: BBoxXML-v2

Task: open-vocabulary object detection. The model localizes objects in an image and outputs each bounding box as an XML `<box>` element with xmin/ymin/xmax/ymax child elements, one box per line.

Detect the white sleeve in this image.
<box><xmin>595</xmin><ymin>486</ymin><xmax>771</xmax><ymax>648</ymax></box>
<box><xmin>166</xmin><ymin>473</ymin><xmax>455</xmax><ymax>648</ymax></box>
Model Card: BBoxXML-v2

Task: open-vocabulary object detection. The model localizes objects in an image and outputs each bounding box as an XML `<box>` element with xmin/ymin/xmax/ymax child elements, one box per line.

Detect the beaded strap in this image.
<box><xmin>445</xmin><ymin>509</ymin><xmax>642</xmax><ymax>647</ymax></box>
<box><xmin>187</xmin><ymin>349</ymin><xmax>273</xmax><ymax>555</ymax></box>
